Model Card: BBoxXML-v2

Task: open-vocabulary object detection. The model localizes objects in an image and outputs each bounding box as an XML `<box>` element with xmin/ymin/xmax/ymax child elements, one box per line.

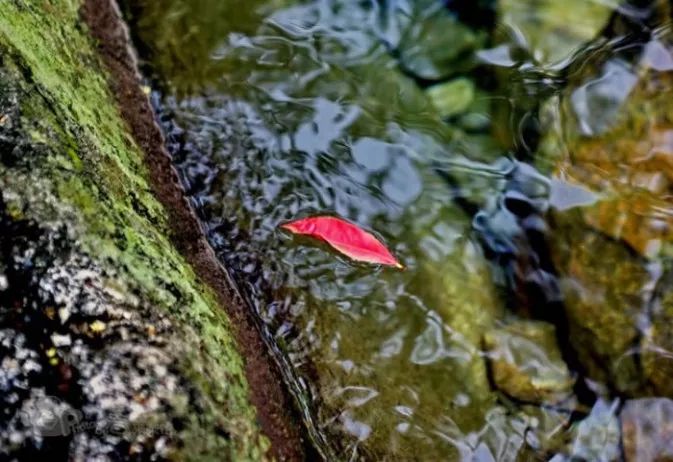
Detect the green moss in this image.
<box><xmin>0</xmin><ymin>1</ymin><xmax>270</xmax><ymax>459</ymax></box>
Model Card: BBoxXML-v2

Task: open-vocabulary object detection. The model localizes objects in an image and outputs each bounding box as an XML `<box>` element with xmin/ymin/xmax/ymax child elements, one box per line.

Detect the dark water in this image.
<box><xmin>124</xmin><ymin>0</ymin><xmax>673</xmax><ymax>459</ymax></box>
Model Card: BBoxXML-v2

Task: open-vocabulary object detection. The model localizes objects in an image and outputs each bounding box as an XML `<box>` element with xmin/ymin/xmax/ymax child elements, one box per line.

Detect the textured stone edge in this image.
<box><xmin>0</xmin><ymin>0</ymin><xmax>305</xmax><ymax>460</ymax></box>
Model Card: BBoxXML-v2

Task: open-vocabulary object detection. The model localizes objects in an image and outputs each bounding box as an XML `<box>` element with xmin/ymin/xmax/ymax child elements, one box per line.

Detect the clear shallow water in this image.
<box><xmin>125</xmin><ymin>1</ymin><xmax>673</xmax><ymax>459</ymax></box>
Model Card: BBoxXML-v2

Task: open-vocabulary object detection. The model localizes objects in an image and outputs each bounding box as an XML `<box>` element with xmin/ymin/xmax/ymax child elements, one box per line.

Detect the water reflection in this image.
<box><xmin>126</xmin><ymin>0</ymin><xmax>673</xmax><ymax>460</ymax></box>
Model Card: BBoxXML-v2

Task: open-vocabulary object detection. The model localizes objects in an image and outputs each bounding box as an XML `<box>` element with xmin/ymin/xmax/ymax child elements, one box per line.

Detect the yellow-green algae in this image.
<box><xmin>0</xmin><ymin>1</ymin><xmax>270</xmax><ymax>459</ymax></box>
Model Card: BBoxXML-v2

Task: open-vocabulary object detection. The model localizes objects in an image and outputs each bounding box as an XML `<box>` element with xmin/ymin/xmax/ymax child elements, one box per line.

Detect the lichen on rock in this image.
<box><xmin>0</xmin><ymin>1</ymin><xmax>272</xmax><ymax>460</ymax></box>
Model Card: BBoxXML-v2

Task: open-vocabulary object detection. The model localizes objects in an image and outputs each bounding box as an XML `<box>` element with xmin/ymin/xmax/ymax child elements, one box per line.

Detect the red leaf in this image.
<box><xmin>281</xmin><ymin>216</ymin><xmax>403</xmax><ymax>268</ymax></box>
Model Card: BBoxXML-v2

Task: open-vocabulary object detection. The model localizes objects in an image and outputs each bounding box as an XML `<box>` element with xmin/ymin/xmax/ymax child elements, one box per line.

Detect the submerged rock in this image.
<box><xmin>569</xmin><ymin>399</ymin><xmax>621</xmax><ymax>462</ymax></box>
<box><xmin>426</xmin><ymin>78</ymin><xmax>476</xmax><ymax>119</ymax></box>
<box><xmin>484</xmin><ymin>320</ymin><xmax>574</xmax><ymax>404</ymax></box>
<box><xmin>621</xmin><ymin>398</ymin><xmax>673</xmax><ymax>462</ymax></box>
<box><xmin>537</xmin><ymin>25</ymin><xmax>673</xmax><ymax>395</ymax></box>
<box><xmin>497</xmin><ymin>0</ymin><xmax>614</xmax><ymax>65</ymax></box>
<box><xmin>395</xmin><ymin>0</ymin><xmax>487</xmax><ymax>81</ymax></box>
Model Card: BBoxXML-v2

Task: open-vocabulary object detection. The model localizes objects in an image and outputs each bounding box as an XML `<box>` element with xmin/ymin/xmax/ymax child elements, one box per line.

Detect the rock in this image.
<box><xmin>497</xmin><ymin>0</ymin><xmax>614</xmax><ymax>65</ymax></box>
<box><xmin>641</xmin><ymin>275</ymin><xmax>673</xmax><ymax>399</ymax></box>
<box><xmin>396</xmin><ymin>1</ymin><xmax>487</xmax><ymax>81</ymax></box>
<box><xmin>537</xmin><ymin>27</ymin><xmax>673</xmax><ymax>395</ymax></box>
<box><xmin>569</xmin><ymin>399</ymin><xmax>621</xmax><ymax>462</ymax></box>
<box><xmin>621</xmin><ymin>398</ymin><xmax>673</xmax><ymax>462</ymax></box>
<box><xmin>544</xmin><ymin>209</ymin><xmax>649</xmax><ymax>392</ymax></box>
<box><xmin>546</xmin><ymin>47</ymin><xmax>673</xmax><ymax>256</ymax></box>
<box><xmin>0</xmin><ymin>1</ymin><xmax>276</xmax><ymax>460</ymax></box>
<box><xmin>426</xmin><ymin>78</ymin><xmax>476</xmax><ymax>119</ymax></box>
<box><xmin>488</xmin><ymin>0</ymin><xmax>615</xmax><ymax>155</ymax></box>
<box><xmin>484</xmin><ymin>320</ymin><xmax>574</xmax><ymax>404</ymax></box>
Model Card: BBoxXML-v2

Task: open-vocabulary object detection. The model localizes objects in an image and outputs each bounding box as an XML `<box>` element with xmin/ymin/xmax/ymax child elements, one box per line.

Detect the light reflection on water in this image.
<box><xmin>127</xmin><ymin>0</ymin><xmax>673</xmax><ymax>459</ymax></box>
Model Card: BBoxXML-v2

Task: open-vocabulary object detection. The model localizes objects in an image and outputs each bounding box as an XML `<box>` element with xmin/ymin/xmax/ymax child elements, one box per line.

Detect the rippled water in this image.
<box><xmin>124</xmin><ymin>1</ymin><xmax>673</xmax><ymax>459</ymax></box>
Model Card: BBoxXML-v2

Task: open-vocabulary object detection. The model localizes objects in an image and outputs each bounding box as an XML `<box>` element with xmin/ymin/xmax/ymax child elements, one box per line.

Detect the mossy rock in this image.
<box><xmin>484</xmin><ymin>320</ymin><xmax>574</xmax><ymax>404</ymax></box>
<box><xmin>497</xmin><ymin>0</ymin><xmax>614</xmax><ymax>65</ymax></box>
<box><xmin>537</xmin><ymin>27</ymin><xmax>673</xmax><ymax>395</ymax></box>
<box><xmin>0</xmin><ymin>1</ymin><xmax>271</xmax><ymax>460</ymax></box>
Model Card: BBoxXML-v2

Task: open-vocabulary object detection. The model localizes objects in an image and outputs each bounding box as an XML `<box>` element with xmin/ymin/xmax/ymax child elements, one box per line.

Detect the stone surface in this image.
<box><xmin>621</xmin><ymin>398</ymin><xmax>673</xmax><ymax>462</ymax></box>
<box><xmin>497</xmin><ymin>0</ymin><xmax>614</xmax><ymax>65</ymax></box>
<box><xmin>484</xmin><ymin>320</ymin><xmax>574</xmax><ymax>404</ymax></box>
<box><xmin>537</xmin><ymin>25</ymin><xmax>673</xmax><ymax>395</ymax></box>
<box><xmin>570</xmin><ymin>399</ymin><xmax>621</xmax><ymax>462</ymax></box>
<box><xmin>0</xmin><ymin>1</ymin><xmax>272</xmax><ymax>460</ymax></box>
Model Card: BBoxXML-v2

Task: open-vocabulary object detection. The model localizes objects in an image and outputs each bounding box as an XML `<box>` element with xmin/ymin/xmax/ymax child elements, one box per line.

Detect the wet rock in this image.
<box><xmin>569</xmin><ymin>399</ymin><xmax>621</xmax><ymax>462</ymax></box>
<box><xmin>621</xmin><ymin>398</ymin><xmax>673</xmax><ymax>462</ymax></box>
<box><xmin>641</xmin><ymin>275</ymin><xmax>673</xmax><ymax>399</ymax></box>
<box><xmin>542</xmin><ymin>31</ymin><xmax>673</xmax><ymax>257</ymax></box>
<box><xmin>426</xmin><ymin>78</ymin><xmax>476</xmax><ymax>119</ymax></box>
<box><xmin>537</xmin><ymin>29</ymin><xmax>673</xmax><ymax>395</ymax></box>
<box><xmin>545</xmin><ymin>209</ymin><xmax>649</xmax><ymax>392</ymax></box>
<box><xmin>487</xmin><ymin>0</ymin><xmax>616</xmax><ymax>156</ymax></box>
<box><xmin>396</xmin><ymin>0</ymin><xmax>487</xmax><ymax>81</ymax></box>
<box><xmin>497</xmin><ymin>0</ymin><xmax>614</xmax><ymax>65</ymax></box>
<box><xmin>484</xmin><ymin>320</ymin><xmax>574</xmax><ymax>404</ymax></box>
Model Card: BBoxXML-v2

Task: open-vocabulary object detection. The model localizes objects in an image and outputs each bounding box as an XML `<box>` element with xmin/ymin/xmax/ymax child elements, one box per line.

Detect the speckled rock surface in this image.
<box><xmin>0</xmin><ymin>1</ymin><xmax>272</xmax><ymax>460</ymax></box>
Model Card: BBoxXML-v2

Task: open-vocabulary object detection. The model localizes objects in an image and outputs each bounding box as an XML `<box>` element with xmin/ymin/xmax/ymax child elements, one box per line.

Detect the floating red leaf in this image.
<box><xmin>281</xmin><ymin>216</ymin><xmax>403</xmax><ymax>268</ymax></box>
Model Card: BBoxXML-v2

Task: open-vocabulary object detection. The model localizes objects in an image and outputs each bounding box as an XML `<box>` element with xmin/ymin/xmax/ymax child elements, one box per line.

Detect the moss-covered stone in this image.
<box><xmin>425</xmin><ymin>78</ymin><xmax>476</xmax><ymax>119</ymax></box>
<box><xmin>546</xmin><ymin>210</ymin><xmax>647</xmax><ymax>393</ymax></box>
<box><xmin>395</xmin><ymin>0</ymin><xmax>487</xmax><ymax>81</ymax></box>
<box><xmin>641</xmin><ymin>267</ymin><xmax>673</xmax><ymax>396</ymax></box>
<box><xmin>536</xmin><ymin>27</ymin><xmax>673</xmax><ymax>396</ymax></box>
<box><xmin>0</xmin><ymin>1</ymin><xmax>270</xmax><ymax>460</ymax></box>
<box><xmin>497</xmin><ymin>0</ymin><xmax>613</xmax><ymax>65</ymax></box>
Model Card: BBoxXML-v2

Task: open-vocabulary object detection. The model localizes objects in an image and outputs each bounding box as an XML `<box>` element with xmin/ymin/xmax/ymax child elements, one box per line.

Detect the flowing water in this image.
<box><xmin>123</xmin><ymin>1</ymin><xmax>673</xmax><ymax>459</ymax></box>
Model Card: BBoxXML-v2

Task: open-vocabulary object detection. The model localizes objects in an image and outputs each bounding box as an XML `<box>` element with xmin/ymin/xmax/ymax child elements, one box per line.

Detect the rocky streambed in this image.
<box><xmin>124</xmin><ymin>0</ymin><xmax>673</xmax><ymax>459</ymax></box>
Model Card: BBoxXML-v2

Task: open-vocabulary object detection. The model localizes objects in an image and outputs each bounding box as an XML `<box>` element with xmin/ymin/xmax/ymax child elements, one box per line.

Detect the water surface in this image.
<box><xmin>124</xmin><ymin>1</ymin><xmax>673</xmax><ymax>459</ymax></box>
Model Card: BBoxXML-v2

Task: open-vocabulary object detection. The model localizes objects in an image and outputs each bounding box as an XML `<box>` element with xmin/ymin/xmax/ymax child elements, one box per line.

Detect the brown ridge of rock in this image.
<box><xmin>79</xmin><ymin>1</ymin><xmax>309</xmax><ymax>460</ymax></box>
